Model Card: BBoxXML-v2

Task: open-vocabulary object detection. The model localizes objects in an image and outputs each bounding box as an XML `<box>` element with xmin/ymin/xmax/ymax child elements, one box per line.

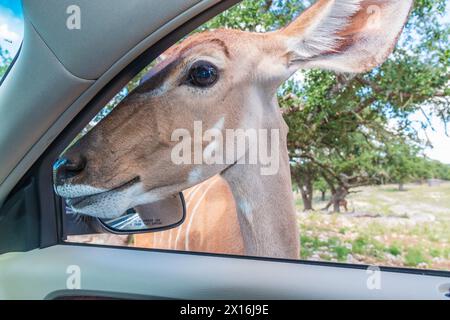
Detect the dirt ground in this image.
<box><xmin>296</xmin><ymin>182</ymin><xmax>450</xmax><ymax>270</ymax></box>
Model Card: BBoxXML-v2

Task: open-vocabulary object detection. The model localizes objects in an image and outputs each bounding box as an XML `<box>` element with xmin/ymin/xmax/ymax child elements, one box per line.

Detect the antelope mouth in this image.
<box><xmin>62</xmin><ymin>177</ymin><xmax>143</xmax><ymax>219</ymax></box>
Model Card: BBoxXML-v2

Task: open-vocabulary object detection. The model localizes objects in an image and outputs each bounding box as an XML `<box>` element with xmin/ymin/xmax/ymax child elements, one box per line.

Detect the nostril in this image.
<box><xmin>54</xmin><ymin>156</ymin><xmax>87</xmax><ymax>181</ymax></box>
<box><xmin>65</xmin><ymin>158</ymin><xmax>86</xmax><ymax>173</ymax></box>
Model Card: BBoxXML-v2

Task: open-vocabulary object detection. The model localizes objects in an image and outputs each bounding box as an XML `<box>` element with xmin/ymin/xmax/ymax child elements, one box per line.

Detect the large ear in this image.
<box><xmin>280</xmin><ymin>0</ymin><xmax>413</xmax><ymax>73</ymax></box>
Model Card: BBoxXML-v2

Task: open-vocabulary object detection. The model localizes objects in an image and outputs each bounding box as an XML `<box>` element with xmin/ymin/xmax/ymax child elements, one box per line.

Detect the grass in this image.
<box><xmin>296</xmin><ymin>182</ymin><xmax>450</xmax><ymax>270</ymax></box>
<box><xmin>387</xmin><ymin>244</ymin><xmax>402</xmax><ymax>256</ymax></box>
<box><xmin>404</xmin><ymin>248</ymin><xmax>428</xmax><ymax>267</ymax></box>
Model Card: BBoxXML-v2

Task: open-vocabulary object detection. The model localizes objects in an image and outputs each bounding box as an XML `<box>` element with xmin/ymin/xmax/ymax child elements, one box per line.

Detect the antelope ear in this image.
<box><xmin>280</xmin><ymin>0</ymin><xmax>413</xmax><ymax>73</ymax></box>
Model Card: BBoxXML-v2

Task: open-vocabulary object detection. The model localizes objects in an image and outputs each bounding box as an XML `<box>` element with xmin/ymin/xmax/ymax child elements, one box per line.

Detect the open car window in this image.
<box><xmin>0</xmin><ymin>0</ymin><xmax>23</xmax><ymax>81</ymax></box>
<box><xmin>55</xmin><ymin>0</ymin><xmax>450</xmax><ymax>274</ymax></box>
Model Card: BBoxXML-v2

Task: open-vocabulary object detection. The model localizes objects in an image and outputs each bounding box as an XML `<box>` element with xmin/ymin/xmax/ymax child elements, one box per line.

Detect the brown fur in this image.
<box><xmin>134</xmin><ymin>175</ymin><xmax>244</xmax><ymax>254</ymax></box>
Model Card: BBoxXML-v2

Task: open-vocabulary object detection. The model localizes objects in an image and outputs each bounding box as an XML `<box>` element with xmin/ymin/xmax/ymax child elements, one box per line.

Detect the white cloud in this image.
<box><xmin>0</xmin><ymin>23</ymin><xmax>20</xmax><ymax>41</ymax></box>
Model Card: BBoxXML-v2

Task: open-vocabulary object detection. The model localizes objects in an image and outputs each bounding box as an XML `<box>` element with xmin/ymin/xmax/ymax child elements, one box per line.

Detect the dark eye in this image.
<box><xmin>187</xmin><ymin>61</ymin><xmax>218</xmax><ymax>88</ymax></box>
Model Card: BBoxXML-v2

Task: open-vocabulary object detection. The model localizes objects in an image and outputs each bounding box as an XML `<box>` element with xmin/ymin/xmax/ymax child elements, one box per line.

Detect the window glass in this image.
<box><xmin>0</xmin><ymin>0</ymin><xmax>23</xmax><ymax>79</ymax></box>
<box><xmin>58</xmin><ymin>0</ymin><xmax>450</xmax><ymax>272</ymax></box>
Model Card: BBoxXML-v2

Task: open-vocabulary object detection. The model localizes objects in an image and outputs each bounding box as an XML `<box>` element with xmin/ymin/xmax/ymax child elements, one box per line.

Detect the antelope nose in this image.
<box><xmin>53</xmin><ymin>156</ymin><xmax>86</xmax><ymax>184</ymax></box>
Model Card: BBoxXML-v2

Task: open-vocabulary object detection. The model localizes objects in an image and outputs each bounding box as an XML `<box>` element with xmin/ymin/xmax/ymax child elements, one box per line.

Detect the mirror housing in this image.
<box><xmin>63</xmin><ymin>193</ymin><xmax>186</xmax><ymax>235</ymax></box>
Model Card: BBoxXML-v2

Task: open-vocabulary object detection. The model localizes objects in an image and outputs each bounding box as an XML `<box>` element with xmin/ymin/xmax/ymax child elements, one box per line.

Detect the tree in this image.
<box><xmin>384</xmin><ymin>140</ymin><xmax>420</xmax><ymax>191</ymax></box>
<box><xmin>314</xmin><ymin>177</ymin><xmax>328</xmax><ymax>202</ymax></box>
<box><xmin>291</xmin><ymin>159</ymin><xmax>317</xmax><ymax>211</ymax></box>
<box><xmin>0</xmin><ymin>47</ymin><xmax>12</xmax><ymax>78</ymax></box>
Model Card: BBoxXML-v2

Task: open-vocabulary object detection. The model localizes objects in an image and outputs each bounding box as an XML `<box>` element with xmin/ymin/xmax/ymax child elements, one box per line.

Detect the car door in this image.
<box><xmin>0</xmin><ymin>0</ymin><xmax>449</xmax><ymax>300</ymax></box>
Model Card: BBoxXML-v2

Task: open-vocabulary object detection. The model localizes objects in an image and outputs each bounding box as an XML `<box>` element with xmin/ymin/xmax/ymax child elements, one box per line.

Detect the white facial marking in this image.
<box><xmin>130</xmin><ymin>183</ymin><xmax>162</xmax><ymax>207</ymax></box>
<box><xmin>238</xmin><ymin>199</ymin><xmax>253</xmax><ymax>221</ymax></box>
<box><xmin>187</xmin><ymin>166</ymin><xmax>204</xmax><ymax>185</ymax></box>
<box><xmin>212</xmin><ymin>116</ymin><xmax>225</xmax><ymax>131</ymax></box>
<box><xmin>142</xmin><ymin>82</ymin><xmax>169</xmax><ymax>98</ymax></box>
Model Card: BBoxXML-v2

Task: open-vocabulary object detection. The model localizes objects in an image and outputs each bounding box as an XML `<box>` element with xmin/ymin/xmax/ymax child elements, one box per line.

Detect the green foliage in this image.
<box><xmin>0</xmin><ymin>47</ymin><xmax>12</xmax><ymax>79</ymax></box>
<box><xmin>314</xmin><ymin>177</ymin><xmax>328</xmax><ymax>193</ymax></box>
<box><xmin>405</xmin><ymin>248</ymin><xmax>428</xmax><ymax>267</ymax></box>
<box><xmin>387</xmin><ymin>245</ymin><xmax>402</xmax><ymax>256</ymax></box>
<box><xmin>352</xmin><ymin>236</ymin><xmax>369</xmax><ymax>255</ymax></box>
<box><xmin>199</xmin><ymin>0</ymin><xmax>308</xmax><ymax>32</ymax></box>
<box><xmin>384</xmin><ymin>140</ymin><xmax>420</xmax><ymax>186</ymax></box>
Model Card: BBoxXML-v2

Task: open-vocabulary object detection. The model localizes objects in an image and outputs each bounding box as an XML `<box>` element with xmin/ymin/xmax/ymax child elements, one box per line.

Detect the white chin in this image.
<box><xmin>68</xmin><ymin>183</ymin><xmax>162</xmax><ymax>220</ymax></box>
<box><xmin>69</xmin><ymin>203</ymin><xmax>126</xmax><ymax>220</ymax></box>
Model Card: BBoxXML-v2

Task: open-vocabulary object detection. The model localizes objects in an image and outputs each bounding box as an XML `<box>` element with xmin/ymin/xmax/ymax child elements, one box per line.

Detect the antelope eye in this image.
<box><xmin>187</xmin><ymin>61</ymin><xmax>218</xmax><ymax>88</ymax></box>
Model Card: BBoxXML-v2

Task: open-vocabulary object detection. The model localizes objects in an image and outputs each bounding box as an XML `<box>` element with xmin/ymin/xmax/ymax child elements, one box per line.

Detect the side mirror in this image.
<box><xmin>98</xmin><ymin>193</ymin><xmax>186</xmax><ymax>234</ymax></box>
<box><xmin>63</xmin><ymin>193</ymin><xmax>186</xmax><ymax>235</ymax></box>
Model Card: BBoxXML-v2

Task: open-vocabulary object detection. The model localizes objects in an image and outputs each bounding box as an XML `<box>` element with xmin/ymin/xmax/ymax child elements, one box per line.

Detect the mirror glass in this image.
<box><xmin>97</xmin><ymin>193</ymin><xmax>185</xmax><ymax>233</ymax></box>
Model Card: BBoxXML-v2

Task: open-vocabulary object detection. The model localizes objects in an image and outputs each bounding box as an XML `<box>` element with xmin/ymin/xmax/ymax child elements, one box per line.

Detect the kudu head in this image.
<box><xmin>54</xmin><ymin>0</ymin><xmax>413</xmax><ymax>218</ymax></box>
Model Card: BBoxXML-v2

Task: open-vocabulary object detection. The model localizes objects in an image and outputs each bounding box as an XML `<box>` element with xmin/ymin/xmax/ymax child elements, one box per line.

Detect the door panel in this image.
<box><xmin>0</xmin><ymin>245</ymin><xmax>448</xmax><ymax>299</ymax></box>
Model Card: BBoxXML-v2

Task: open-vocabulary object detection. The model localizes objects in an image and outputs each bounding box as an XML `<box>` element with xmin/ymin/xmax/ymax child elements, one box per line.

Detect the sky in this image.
<box><xmin>410</xmin><ymin>112</ymin><xmax>450</xmax><ymax>164</ymax></box>
<box><xmin>408</xmin><ymin>5</ymin><xmax>450</xmax><ymax>164</ymax></box>
<box><xmin>0</xmin><ymin>0</ymin><xmax>449</xmax><ymax>164</ymax></box>
<box><xmin>0</xmin><ymin>0</ymin><xmax>23</xmax><ymax>56</ymax></box>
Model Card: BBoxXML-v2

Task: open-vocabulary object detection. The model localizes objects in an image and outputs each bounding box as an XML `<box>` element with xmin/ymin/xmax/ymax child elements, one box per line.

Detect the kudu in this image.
<box><xmin>55</xmin><ymin>0</ymin><xmax>413</xmax><ymax>259</ymax></box>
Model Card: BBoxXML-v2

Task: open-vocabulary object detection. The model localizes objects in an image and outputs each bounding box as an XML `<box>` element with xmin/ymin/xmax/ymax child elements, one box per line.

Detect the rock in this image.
<box><xmin>417</xmin><ymin>262</ymin><xmax>428</xmax><ymax>269</ymax></box>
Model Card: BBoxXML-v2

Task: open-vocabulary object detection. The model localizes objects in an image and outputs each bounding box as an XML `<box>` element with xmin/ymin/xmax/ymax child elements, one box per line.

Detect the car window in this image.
<box><xmin>0</xmin><ymin>0</ymin><xmax>23</xmax><ymax>80</ymax></box>
<box><xmin>57</xmin><ymin>0</ymin><xmax>450</xmax><ymax>272</ymax></box>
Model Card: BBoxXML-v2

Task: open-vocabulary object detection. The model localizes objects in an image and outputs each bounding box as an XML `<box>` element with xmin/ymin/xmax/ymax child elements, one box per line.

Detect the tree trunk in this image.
<box><xmin>398</xmin><ymin>183</ymin><xmax>405</xmax><ymax>191</ymax></box>
<box><xmin>321</xmin><ymin>190</ymin><xmax>326</xmax><ymax>201</ymax></box>
<box><xmin>333</xmin><ymin>197</ymin><xmax>341</xmax><ymax>213</ymax></box>
<box><xmin>300</xmin><ymin>177</ymin><xmax>314</xmax><ymax>211</ymax></box>
<box><xmin>300</xmin><ymin>189</ymin><xmax>313</xmax><ymax>211</ymax></box>
<box><xmin>294</xmin><ymin>172</ymin><xmax>314</xmax><ymax>211</ymax></box>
